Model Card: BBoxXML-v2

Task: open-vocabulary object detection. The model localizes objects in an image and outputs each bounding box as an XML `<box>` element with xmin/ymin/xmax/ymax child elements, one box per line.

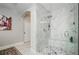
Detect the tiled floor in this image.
<box><xmin>15</xmin><ymin>41</ymin><xmax>36</xmax><ymax>55</ymax></box>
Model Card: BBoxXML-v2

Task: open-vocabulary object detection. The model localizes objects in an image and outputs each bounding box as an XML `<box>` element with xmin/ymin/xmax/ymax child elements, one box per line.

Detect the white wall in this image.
<box><xmin>31</xmin><ymin>4</ymin><xmax>37</xmax><ymax>53</ymax></box>
<box><xmin>0</xmin><ymin>4</ymin><xmax>37</xmax><ymax>54</ymax></box>
<box><xmin>0</xmin><ymin>4</ymin><xmax>32</xmax><ymax>47</ymax></box>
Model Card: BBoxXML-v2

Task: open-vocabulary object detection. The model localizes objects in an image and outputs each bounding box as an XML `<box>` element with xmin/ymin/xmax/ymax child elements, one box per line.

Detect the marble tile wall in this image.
<box><xmin>36</xmin><ymin>4</ymin><xmax>51</xmax><ymax>54</ymax></box>
<box><xmin>36</xmin><ymin>3</ymin><xmax>78</xmax><ymax>55</ymax></box>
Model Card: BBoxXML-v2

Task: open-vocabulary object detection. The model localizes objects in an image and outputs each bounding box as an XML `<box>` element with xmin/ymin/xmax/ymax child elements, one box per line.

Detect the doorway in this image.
<box><xmin>23</xmin><ymin>11</ymin><xmax>31</xmax><ymax>45</ymax></box>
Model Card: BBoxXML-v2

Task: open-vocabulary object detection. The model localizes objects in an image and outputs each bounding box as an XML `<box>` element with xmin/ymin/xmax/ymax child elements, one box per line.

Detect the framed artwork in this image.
<box><xmin>0</xmin><ymin>15</ymin><xmax>12</xmax><ymax>31</ymax></box>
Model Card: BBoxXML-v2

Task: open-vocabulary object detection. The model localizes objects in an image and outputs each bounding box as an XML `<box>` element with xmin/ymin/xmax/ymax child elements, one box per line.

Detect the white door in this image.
<box><xmin>23</xmin><ymin>11</ymin><xmax>31</xmax><ymax>43</ymax></box>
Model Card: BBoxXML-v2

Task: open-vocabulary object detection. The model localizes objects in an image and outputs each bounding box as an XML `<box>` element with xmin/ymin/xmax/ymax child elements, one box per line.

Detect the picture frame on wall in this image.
<box><xmin>0</xmin><ymin>15</ymin><xmax>12</xmax><ymax>31</ymax></box>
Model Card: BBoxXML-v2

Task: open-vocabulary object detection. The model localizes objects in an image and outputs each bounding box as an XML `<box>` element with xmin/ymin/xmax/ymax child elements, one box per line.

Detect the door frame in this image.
<box><xmin>22</xmin><ymin>11</ymin><xmax>31</xmax><ymax>43</ymax></box>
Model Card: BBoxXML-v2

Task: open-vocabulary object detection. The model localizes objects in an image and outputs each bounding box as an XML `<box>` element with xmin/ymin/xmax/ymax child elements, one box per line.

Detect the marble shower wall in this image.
<box><xmin>36</xmin><ymin>3</ymin><xmax>78</xmax><ymax>55</ymax></box>
<box><xmin>36</xmin><ymin>4</ymin><xmax>51</xmax><ymax>54</ymax></box>
<box><xmin>49</xmin><ymin>3</ymin><xmax>78</xmax><ymax>55</ymax></box>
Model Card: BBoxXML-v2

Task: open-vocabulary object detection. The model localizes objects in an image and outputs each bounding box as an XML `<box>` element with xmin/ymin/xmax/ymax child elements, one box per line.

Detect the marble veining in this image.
<box><xmin>36</xmin><ymin>3</ymin><xmax>78</xmax><ymax>55</ymax></box>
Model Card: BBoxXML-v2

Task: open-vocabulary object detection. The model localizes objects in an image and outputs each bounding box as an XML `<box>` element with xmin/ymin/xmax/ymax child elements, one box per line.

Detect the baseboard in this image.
<box><xmin>0</xmin><ymin>41</ymin><xmax>24</xmax><ymax>50</ymax></box>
